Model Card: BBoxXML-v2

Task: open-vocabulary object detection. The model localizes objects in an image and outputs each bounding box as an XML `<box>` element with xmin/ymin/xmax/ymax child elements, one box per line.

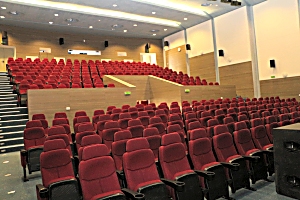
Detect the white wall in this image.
<box><xmin>215</xmin><ymin>7</ymin><xmax>251</xmax><ymax>67</ymax></box>
<box><xmin>254</xmin><ymin>0</ymin><xmax>300</xmax><ymax>80</ymax></box>
<box><xmin>186</xmin><ymin>20</ymin><xmax>214</xmax><ymax>58</ymax></box>
<box><xmin>163</xmin><ymin>30</ymin><xmax>185</xmax><ymax>49</ymax></box>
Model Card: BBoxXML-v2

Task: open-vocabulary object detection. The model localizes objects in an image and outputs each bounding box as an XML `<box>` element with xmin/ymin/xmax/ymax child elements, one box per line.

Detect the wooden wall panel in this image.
<box><xmin>148</xmin><ymin>75</ymin><xmax>182</xmax><ymax>106</ymax></box>
<box><xmin>1</xmin><ymin>25</ymin><xmax>164</xmax><ymax>66</ymax></box>
<box><xmin>27</xmin><ymin>87</ymin><xmax>136</xmax><ymax>131</ymax></box>
<box><xmin>189</xmin><ymin>52</ymin><xmax>216</xmax><ymax>82</ymax></box>
<box><xmin>102</xmin><ymin>75</ymin><xmax>135</xmax><ymax>88</ymax></box>
<box><xmin>260</xmin><ymin>76</ymin><xmax>300</xmax><ymax>101</ymax></box>
<box><xmin>180</xmin><ymin>85</ymin><xmax>236</xmax><ymax>102</ymax></box>
<box><xmin>165</xmin><ymin>45</ymin><xmax>187</xmax><ymax>73</ymax></box>
<box><xmin>112</xmin><ymin>75</ymin><xmax>151</xmax><ymax>101</ymax></box>
<box><xmin>219</xmin><ymin>61</ymin><xmax>254</xmax><ymax>98</ymax></box>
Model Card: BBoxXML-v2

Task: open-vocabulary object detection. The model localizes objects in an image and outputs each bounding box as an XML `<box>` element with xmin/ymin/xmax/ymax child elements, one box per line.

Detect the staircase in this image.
<box><xmin>0</xmin><ymin>72</ymin><xmax>28</xmax><ymax>154</ymax></box>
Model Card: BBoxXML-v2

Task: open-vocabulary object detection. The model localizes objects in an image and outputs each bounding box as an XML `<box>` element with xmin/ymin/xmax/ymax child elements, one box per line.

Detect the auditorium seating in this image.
<box><xmin>20</xmin><ymin>96</ymin><xmax>300</xmax><ymax>198</ymax></box>
<box><xmin>36</xmin><ymin>139</ymin><xmax>80</xmax><ymax>200</ymax></box>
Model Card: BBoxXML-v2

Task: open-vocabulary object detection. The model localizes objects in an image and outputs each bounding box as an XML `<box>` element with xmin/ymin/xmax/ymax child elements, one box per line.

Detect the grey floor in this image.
<box><xmin>0</xmin><ymin>152</ymin><xmax>296</xmax><ymax>200</ymax></box>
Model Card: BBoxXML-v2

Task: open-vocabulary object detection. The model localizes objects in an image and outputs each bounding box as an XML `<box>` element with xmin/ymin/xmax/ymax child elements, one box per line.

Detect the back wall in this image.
<box><xmin>1</xmin><ymin>25</ymin><xmax>164</xmax><ymax>66</ymax></box>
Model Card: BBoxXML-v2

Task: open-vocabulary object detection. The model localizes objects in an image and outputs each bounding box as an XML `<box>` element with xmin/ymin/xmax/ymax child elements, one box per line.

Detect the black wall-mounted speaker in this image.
<box><xmin>59</xmin><ymin>38</ymin><xmax>64</xmax><ymax>45</ymax></box>
<box><xmin>164</xmin><ymin>41</ymin><xmax>169</xmax><ymax>47</ymax></box>
<box><xmin>270</xmin><ymin>59</ymin><xmax>276</xmax><ymax>68</ymax></box>
<box><xmin>219</xmin><ymin>49</ymin><xmax>224</xmax><ymax>57</ymax></box>
<box><xmin>104</xmin><ymin>41</ymin><xmax>108</xmax><ymax>47</ymax></box>
<box><xmin>186</xmin><ymin>44</ymin><xmax>191</xmax><ymax>50</ymax></box>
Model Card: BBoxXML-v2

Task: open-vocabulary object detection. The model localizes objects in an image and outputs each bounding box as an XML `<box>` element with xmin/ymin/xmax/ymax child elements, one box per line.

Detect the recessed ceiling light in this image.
<box><xmin>184</xmin><ymin>18</ymin><xmax>188</xmax><ymax>20</ymax></box>
<box><xmin>67</xmin><ymin>23</ymin><xmax>71</xmax><ymax>25</ymax></box>
<box><xmin>9</xmin><ymin>11</ymin><xmax>18</xmax><ymax>15</ymax></box>
<box><xmin>0</xmin><ymin>16</ymin><xmax>5</xmax><ymax>19</ymax></box>
<box><xmin>201</xmin><ymin>3</ymin><xmax>213</xmax><ymax>6</ymax></box>
<box><xmin>83</xmin><ymin>39</ymin><xmax>86</xmax><ymax>42</ymax></box>
<box><xmin>152</xmin><ymin>11</ymin><xmax>156</xmax><ymax>14</ymax></box>
<box><xmin>54</xmin><ymin>13</ymin><xmax>59</xmax><ymax>16</ymax></box>
<box><xmin>153</xmin><ymin>34</ymin><xmax>156</xmax><ymax>36</ymax></box>
<box><xmin>112</xmin><ymin>28</ymin><xmax>115</xmax><ymax>31</ymax></box>
<box><xmin>164</xmin><ymin>29</ymin><xmax>167</xmax><ymax>31</ymax></box>
<box><xmin>112</xmin><ymin>24</ymin><xmax>123</xmax><ymax>29</ymax></box>
<box><xmin>133</xmin><ymin>24</ymin><xmax>137</xmax><ymax>26</ymax></box>
<box><xmin>113</xmin><ymin>4</ymin><xmax>117</xmax><ymax>7</ymax></box>
<box><xmin>150</xmin><ymin>29</ymin><xmax>159</xmax><ymax>32</ymax></box>
<box><xmin>49</xmin><ymin>21</ymin><xmax>53</xmax><ymax>24</ymax></box>
<box><xmin>124</xmin><ymin>30</ymin><xmax>127</xmax><ymax>32</ymax></box>
<box><xmin>66</xmin><ymin>18</ymin><xmax>78</xmax><ymax>22</ymax></box>
<box><xmin>98</xmin><ymin>19</ymin><xmax>101</xmax><ymax>21</ymax></box>
<box><xmin>89</xmin><ymin>26</ymin><xmax>93</xmax><ymax>29</ymax></box>
<box><xmin>1</xmin><ymin>7</ymin><xmax>6</xmax><ymax>10</ymax></box>
<box><xmin>215</xmin><ymin>4</ymin><xmax>219</xmax><ymax>6</ymax></box>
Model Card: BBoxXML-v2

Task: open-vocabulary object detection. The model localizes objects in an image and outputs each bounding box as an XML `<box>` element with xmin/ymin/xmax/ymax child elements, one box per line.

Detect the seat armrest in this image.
<box><xmin>20</xmin><ymin>149</ymin><xmax>27</xmax><ymax>156</ymax></box>
<box><xmin>121</xmin><ymin>188</ymin><xmax>145</xmax><ymax>200</ymax></box>
<box><xmin>242</xmin><ymin>155</ymin><xmax>260</xmax><ymax>162</ymax></box>
<box><xmin>116</xmin><ymin>170</ymin><xmax>125</xmax><ymax>180</ymax></box>
<box><xmin>220</xmin><ymin>162</ymin><xmax>240</xmax><ymax>171</ymax></box>
<box><xmin>36</xmin><ymin>184</ymin><xmax>48</xmax><ymax>199</ymax></box>
<box><xmin>161</xmin><ymin>178</ymin><xmax>185</xmax><ymax>192</ymax></box>
<box><xmin>194</xmin><ymin>170</ymin><xmax>215</xmax><ymax>180</ymax></box>
<box><xmin>262</xmin><ymin>150</ymin><xmax>273</xmax><ymax>154</ymax></box>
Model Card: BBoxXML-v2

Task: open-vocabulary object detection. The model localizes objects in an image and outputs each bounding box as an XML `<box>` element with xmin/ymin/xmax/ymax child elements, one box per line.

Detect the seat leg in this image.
<box><xmin>22</xmin><ymin>167</ymin><xmax>29</xmax><ymax>182</ymax></box>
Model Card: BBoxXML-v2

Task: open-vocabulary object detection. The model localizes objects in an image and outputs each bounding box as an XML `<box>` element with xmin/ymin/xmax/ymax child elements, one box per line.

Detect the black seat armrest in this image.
<box><xmin>121</xmin><ymin>188</ymin><xmax>145</xmax><ymax>200</ymax></box>
<box><xmin>220</xmin><ymin>162</ymin><xmax>240</xmax><ymax>171</ymax></box>
<box><xmin>36</xmin><ymin>184</ymin><xmax>48</xmax><ymax>199</ymax></box>
<box><xmin>116</xmin><ymin>170</ymin><xmax>125</xmax><ymax>180</ymax></box>
<box><xmin>242</xmin><ymin>155</ymin><xmax>260</xmax><ymax>162</ymax></box>
<box><xmin>161</xmin><ymin>178</ymin><xmax>185</xmax><ymax>192</ymax></box>
<box><xmin>262</xmin><ymin>149</ymin><xmax>273</xmax><ymax>154</ymax></box>
<box><xmin>20</xmin><ymin>149</ymin><xmax>27</xmax><ymax>156</ymax></box>
<box><xmin>194</xmin><ymin>170</ymin><xmax>215</xmax><ymax>180</ymax></box>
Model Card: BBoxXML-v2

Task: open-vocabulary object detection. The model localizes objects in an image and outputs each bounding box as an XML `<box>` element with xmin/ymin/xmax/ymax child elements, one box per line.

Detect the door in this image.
<box><xmin>0</xmin><ymin>47</ymin><xmax>15</xmax><ymax>72</ymax></box>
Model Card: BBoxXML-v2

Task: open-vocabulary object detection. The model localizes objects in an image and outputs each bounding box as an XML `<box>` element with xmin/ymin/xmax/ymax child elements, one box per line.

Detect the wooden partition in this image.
<box><xmin>219</xmin><ymin>61</ymin><xmax>254</xmax><ymax>98</ymax></box>
<box><xmin>260</xmin><ymin>76</ymin><xmax>300</xmax><ymax>101</ymax></box>
<box><xmin>28</xmin><ymin>75</ymin><xmax>237</xmax><ymax>131</ymax></box>
<box><xmin>28</xmin><ymin>84</ymin><xmax>136</xmax><ymax>131</ymax></box>
<box><xmin>110</xmin><ymin>75</ymin><xmax>151</xmax><ymax>101</ymax></box>
<box><xmin>180</xmin><ymin>85</ymin><xmax>236</xmax><ymax>102</ymax></box>
<box><xmin>148</xmin><ymin>75</ymin><xmax>182</xmax><ymax>106</ymax></box>
<box><xmin>189</xmin><ymin>52</ymin><xmax>216</xmax><ymax>82</ymax></box>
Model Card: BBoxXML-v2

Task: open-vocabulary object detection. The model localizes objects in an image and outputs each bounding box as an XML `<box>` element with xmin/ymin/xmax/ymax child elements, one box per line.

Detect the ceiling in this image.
<box><xmin>0</xmin><ymin>0</ymin><xmax>267</xmax><ymax>39</ymax></box>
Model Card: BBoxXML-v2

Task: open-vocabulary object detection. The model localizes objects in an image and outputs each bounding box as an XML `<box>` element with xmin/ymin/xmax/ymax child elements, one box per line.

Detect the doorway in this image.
<box><xmin>0</xmin><ymin>46</ymin><xmax>15</xmax><ymax>72</ymax></box>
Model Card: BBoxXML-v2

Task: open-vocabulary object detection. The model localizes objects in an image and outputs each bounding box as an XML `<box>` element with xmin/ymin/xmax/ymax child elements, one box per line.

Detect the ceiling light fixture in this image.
<box><xmin>201</xmin><ymin>3</ymin><xmax>213</xmax><ymax>6</ymax></box>
<box><xmin>132</xmin><ymin>0</ymin><xmax>207</xmax><ymax>17</ymax></box>
<box><xmin>9</xmin><ymin>11</ymin><xmax>18</xmax><ymax>15</ymax></box>
<box><xmin>152</xmin><ymin>11</ymin><xmax>156</xmax><ymax>14</ymax></box>
<box><xmin>1</xmin><ymin>7</ymin><xmax>6</xmax><ymax>9</ymax></box>
<box><xmin>66</xmin><ymin>18</ymin><xmax>78</xmax><ymax>22</ymax></box>
<box><xmin>153</xmin><ymin>34</ymin><xmax>156</xmax><ymax>36</ymax></box>
<box><xmin>54</xmin><ymin>13</ymin><xmax>59</xmax><ymax>16</ymax></box>
<box><xmin>184</xmin><ymin>18</ymin><xmax>187</xmax><ymax>20</ymax></box>
<box><xmin>164</xmin><ymin>29</ymin><xmax>167</xmax><ymax>31</ymax></box>
<box><xmin>98</xmin><ymin>19</ymin><xmax>101</xmax><ymax>21</ymax></box>
<box><xmin>89</xmin><ymin>25</ymin><xmax>93</xmax><ymax>28</ymax></box>
<box><xmin>67</xmin><ymin>23</ymin><xmax>71</xmax><ymax>25</ymax></box>
<box><xmin>49</xmin><ymin>21</ymin><xmax>53</xmax><ymax>24</ymax></box>
<box><xmin>124</xmin><ymin>30</ymin><xmax>127</xmax><ymax>32</ymax></box>
<box><xmin>113</xmin><ymin>4</ymin><xmax>117</xmax><ymax>7</ymax></box>
<box><xmin>4</xmin><ymin>0</ymin><xmax>180</xmax><ymax>27</ymax></box>
<box><xmin>0</xmin><ymin>16</ymin><xmax>5</xmax><ymax>18</ymax></box>
<box><xmin>133</xmin><ymin>24</ymin><xmax>137</xmax><ymax>26</ymax></box>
